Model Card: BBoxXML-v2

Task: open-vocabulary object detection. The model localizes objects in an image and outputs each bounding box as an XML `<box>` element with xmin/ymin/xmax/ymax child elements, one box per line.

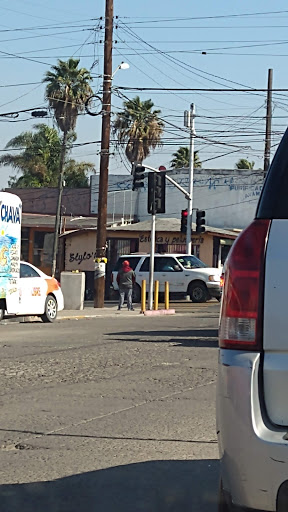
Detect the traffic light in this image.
<box><xmin>181</xmin><ymin>209</ymin><xmax>188</xmax><ymax>234</ymax></box>
<box><xmin>196</xmin><ymin>210</ymin><xmax>206</xmax><ymax>233</ymax></box>
<box><xmin>132</xmin><ymin>165</ymin><xmax>145</xmax><ymax>191</ymax></box>
<box><xmin>147</xmin><ymin>172</ymin><xmax>166</xmax><ymax>214</ymax></box>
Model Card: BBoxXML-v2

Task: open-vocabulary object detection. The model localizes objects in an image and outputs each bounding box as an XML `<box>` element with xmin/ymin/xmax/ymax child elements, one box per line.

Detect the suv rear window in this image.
<box><xmin>113</xmin><ymin>257</ymin><xmax>141</xmax><ymax>271</ymax></box>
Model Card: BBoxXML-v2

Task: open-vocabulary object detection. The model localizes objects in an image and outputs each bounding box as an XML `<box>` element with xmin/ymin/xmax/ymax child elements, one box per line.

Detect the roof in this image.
<box><xmin>22</xmin><ymin>213</ymin><xmax>98</xmax><ymax>230</ymax></box>
<box><xmin>59</xmin><ymin>217</ymin><xmax>240</xmax><ymax>238</ymax></box>
<box><xmin>108</xmin><ymin>217</ymin><xmax>239</xmax><ymax>238</ymax></box>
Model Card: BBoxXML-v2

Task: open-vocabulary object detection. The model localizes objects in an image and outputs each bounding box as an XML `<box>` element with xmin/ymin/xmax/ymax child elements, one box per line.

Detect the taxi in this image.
<box><xmin>0</xmin><ymin>262</ymin><xmax>64</xmax><ymax>322</ymax></box>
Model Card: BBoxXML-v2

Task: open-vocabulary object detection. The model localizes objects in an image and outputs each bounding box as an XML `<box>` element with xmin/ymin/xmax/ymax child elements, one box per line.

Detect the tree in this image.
<box><xmin>43</xmin><ymin>58</ymin><xmax>93</xmax><ymax>275</ymax></box>
<box><xmin>64</xmin><ymin>160</ymin><xmax>94</xmax><ymax>188</ymax></box>
<box><xmin>170</xmin><ymin>146</ymin><xmax>202</xmax><ymax>169</ymax></box>
<box><xmin>113</xmin><ymin>96</ymin><xmax>164</xmax><ymax>163</ymax></box>
<box><xmin>0</xmin><ymin>124</ymin><xmax>93</xmax><ymax>188</ymax></box>
<box><xmin>235</xmin><ymin>158</ymin><xmax>255</xmax><ymax>170</ymax></box>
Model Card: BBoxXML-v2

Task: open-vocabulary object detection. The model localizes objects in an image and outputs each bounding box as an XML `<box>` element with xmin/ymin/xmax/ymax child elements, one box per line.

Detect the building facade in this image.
<box><xmin>61</xmin><ymin>218</ymin><xmax>238</xmax><ymax>299</ymax></box>
<box><xmin>90</xmin><ymin>168</ymin><xmax>264</xmax><ymax>230</ymax></box>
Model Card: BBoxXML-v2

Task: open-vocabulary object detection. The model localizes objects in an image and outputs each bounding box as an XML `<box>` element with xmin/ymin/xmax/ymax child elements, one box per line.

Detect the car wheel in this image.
<box><xmin>41</xmin><ymin>294</ymin><xmax>58</xmax><ymax>323</ymax></box>
<box><xmin>188</xmin><ymin>282</ymin><xmax>209</xmax><ymax>303</ymax></box>
<box><xmin>132</xmin><ymin>284</ymin><xmax>141</xmax><ymax>303</ymax></box>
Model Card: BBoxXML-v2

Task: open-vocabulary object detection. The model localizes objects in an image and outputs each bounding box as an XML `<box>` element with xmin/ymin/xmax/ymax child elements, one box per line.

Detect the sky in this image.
<box><xmin>0</xmin><ymin>0</ymin><xmax>288</xmax><ymax>189</ymax></box>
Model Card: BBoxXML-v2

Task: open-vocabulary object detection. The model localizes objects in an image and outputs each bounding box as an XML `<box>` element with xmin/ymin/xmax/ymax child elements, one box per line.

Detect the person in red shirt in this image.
<box><xmin>116</xmin><ymin>260</ymin><xmax>136</xmax><ymax>311</ymax></box>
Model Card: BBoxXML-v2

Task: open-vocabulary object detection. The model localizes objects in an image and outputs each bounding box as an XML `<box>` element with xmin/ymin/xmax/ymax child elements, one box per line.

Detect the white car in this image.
<box><xmin>0</xmin><ymin>262</ymin><xmax>64</xmax><ymax>322</ymax></box>
<box><xmin>111</xmin><ymin>254</ymin><xmax>221</xmax><ymax>303</ymax></box>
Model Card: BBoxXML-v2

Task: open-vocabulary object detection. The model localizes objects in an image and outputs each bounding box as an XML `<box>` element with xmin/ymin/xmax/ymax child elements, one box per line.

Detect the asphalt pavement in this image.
<box><xmin>0</xmin><ymin>307</ymin><xmax>220</xmax><ymax>512</ymax></box>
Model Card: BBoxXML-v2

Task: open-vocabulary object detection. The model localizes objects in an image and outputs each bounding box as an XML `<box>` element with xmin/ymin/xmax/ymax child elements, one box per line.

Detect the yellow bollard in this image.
<box><xmin>141</xmin><ymin>279</ymin><xmax>146</xmax><ymax>313</ymax></box>
<box><xmin>165</xmin><ymin>281</ymin><xmax>169</xmax><ymax>310</ymax></box>
<box><xmin>154</xmin><ymin>280</ymin><xmax>159</xmax><ymax>310</ymax></box>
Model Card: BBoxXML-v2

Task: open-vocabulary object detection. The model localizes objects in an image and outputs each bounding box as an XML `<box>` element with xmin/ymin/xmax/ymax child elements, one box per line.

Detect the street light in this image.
<box><xmin>111</xmin><ymin>61</ymin><xmax>129</xmax><ymax>79</ymax></box>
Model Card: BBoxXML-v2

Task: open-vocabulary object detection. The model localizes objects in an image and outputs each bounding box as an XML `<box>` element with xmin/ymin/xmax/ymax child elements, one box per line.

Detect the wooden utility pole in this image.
<box><xmin>94</xmin><ymin>0</ymin><xmax>113</xmax><ymax>307</ymax></box>
<box><xmin>264</xmin><ymin>68</ymin><xmax>273</xmax><ymax>175</ymax></box>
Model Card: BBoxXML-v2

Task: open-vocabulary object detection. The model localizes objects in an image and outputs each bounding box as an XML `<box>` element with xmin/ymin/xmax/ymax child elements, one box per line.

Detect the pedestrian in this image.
<box><xmin>117</xmin><ymin>260</ymin><xmax>135</xmax><ymax>311</ymax></box>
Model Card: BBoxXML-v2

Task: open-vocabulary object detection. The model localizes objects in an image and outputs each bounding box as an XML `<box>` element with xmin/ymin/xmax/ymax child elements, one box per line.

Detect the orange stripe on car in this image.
<box><xmin>45</xmin><ymin>278</ymin><xmax>59</xmax><ymax>296</ymax></box>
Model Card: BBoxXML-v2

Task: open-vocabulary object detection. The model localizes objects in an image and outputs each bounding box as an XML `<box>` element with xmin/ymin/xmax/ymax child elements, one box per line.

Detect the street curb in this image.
<box><xmin>143</xmin><ymin>309</ymin><xmax>175</xmax><ymax>317</ymax></box>
<box><xmin>58</xmin><ymin>312</ymin><xmax>141</xmax><ymax>320</ymax></box>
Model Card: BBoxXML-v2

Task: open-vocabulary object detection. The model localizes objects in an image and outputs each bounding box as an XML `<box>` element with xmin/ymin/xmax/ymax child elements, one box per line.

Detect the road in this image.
<box><xmin>0</xmin><ymin>303</ymin><xmax>220</xmax><ymax>512</ymax></box>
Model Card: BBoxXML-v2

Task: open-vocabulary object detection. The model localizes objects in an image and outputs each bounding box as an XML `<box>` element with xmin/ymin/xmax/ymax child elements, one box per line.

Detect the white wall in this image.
<box><xmin>90</xmin><ymin>175</ymin><xmax>136</xmax><ymax>222</ymax></box>
<box><xmin>90</xmin><ymin>169</ymin><xmax>264</xmax><ymax>229</ymax></box>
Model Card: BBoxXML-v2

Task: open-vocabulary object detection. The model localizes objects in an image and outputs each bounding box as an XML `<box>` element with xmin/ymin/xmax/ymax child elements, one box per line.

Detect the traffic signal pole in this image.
<box><xmin>143</xmin><ymin>165</ymin><xmax>190</xmax><ymax>199</ymax></box>
<box><xmin>136</xmin><ymin>163</ymin><xmax>194</xmax><ymax>309</ymax></box>
<box><xmin>148</xmin><ymin>212</ymin><xmax>156</xmax><ymax>310</ymax></box>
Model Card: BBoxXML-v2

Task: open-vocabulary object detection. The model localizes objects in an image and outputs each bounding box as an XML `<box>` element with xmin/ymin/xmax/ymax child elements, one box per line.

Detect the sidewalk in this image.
<box><xmin>58</xmin><ymin>303</ymin><xmax>142</xmax><ymax>320</ymax></box>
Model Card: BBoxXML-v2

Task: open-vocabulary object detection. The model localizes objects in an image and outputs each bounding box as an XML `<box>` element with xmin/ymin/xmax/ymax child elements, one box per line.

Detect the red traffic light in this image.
<box><xmin>181</xmin><ymin>209</ymin><xmax>188</xmax><ymax>233</ymax></box>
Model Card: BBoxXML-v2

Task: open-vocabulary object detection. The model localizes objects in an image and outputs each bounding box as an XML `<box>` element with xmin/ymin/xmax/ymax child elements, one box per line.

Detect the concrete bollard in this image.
<box><xmin>60</xmin><ymin>271</ymin><xmax>85</xmax><ymax>310</ymax></box>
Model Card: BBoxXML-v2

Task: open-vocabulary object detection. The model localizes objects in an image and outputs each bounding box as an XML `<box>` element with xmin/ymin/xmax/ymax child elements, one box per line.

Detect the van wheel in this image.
<box><xmin>41</xmin><ymin>295</ymin><xmax>57</xmax><ymax>323</ymax></box>
<box><xmin>188</xmin><ymin>282</ymin><xmax>209</xmax><ymax>303</ymax></box>
<box><xmin>0</xmin><ymin>308</ymin><xmax>4</xmax><ymax>322</ymax></box>
<box><xmin>132</xmin><ymin>284</ymin><xmax>141</xmax><ymax>303</ymax></box>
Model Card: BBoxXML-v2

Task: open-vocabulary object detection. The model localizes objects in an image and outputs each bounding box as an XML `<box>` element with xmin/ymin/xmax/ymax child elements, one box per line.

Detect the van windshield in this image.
<box><xmin>176</xmin><ymin>255</ymin><xmax>207</xmax><ymax>269</ymax></box>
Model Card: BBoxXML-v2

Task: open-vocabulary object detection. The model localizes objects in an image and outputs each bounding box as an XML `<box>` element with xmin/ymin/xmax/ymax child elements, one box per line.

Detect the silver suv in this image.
<box><xmin>217</xmin><ymin>128</ymin><xmax>288</xmax><ymax>511</ymax></box>
<box><xmin>111</xmin><ymin>253</ymin><xmax>221</xmax><ymax>303</ymax></box>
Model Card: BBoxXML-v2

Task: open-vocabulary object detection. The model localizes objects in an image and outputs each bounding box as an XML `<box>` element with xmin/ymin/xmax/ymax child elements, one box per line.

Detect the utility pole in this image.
<box><xmin>264</xmin><ymin>68</ymin><xmax>273</xmax><ymax>175</ymax></box>
<box><xmin>51</xmin><ymin>133</ymin><xmax>67</xmax><ymax>277</ymax></box>
<box><xmin>184</xmin><ymin>103</ymin><xmax>195</xmax><ymax>255</ymax></box>
<box><xmin>94</xmin><ymin>0</ymin><xmax>113</xmax><ymax>308</ymax></box>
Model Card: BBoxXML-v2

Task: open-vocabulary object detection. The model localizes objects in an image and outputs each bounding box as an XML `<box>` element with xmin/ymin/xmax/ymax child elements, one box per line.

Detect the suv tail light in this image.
<box><xmin>219</xmin><ymin>219</ymin><xmax>270</xmax><ymax>350</ymax></box>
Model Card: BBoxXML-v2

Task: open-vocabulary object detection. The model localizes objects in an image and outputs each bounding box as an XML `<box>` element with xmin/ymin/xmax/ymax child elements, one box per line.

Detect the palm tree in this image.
<box><xmin>0</xmin><ymin>124</ymin><xmax>62</xmax><ymax>187</ymax></box>
<box><xmin>0</xmin><ymin>124</ymin><xmax>94</xmax><ymax>188</ymax></box>
<box><xmin>113</xmin><ymin>96</ymin><xmax>164</xmax><ymax>164</ymax></box>
<box><xmin>43</xmin><ymin>58</ymin><xmax>93</xmax><ymax>276</ymax></box>
<box><xmin>170</xmin><ymin>146</ymin><xmax>202</xmax><ymax>169</ymax></box>
<box><xmin>235</xmin><ymin>158</ymin><xmax>255</xmax><ymax>170</ymax></box>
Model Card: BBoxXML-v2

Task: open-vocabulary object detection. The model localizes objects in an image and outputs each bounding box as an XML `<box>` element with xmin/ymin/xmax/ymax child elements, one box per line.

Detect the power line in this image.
<box><xmin>121</xmin><ymin>10</ymin><xmax>288</xmax><ymax>22</ymax></box>
<box><xmin>117</xmin><ymin>87</ymin><xmax>288</xmax><ymax>92</ymax></box>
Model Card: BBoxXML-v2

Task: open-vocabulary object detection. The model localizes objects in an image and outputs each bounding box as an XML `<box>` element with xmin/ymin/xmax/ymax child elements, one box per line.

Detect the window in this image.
<box><xmin>155</xmin><ymin>257</ymin><xmax>181</xmax><ymax>272</ymax></box>
<box><xmin>113</xmin><ymin>257</ymin><xmax>141</xmax><ymax>272</ymax></box>
<box><xmin>33</xmin><ymin>231</ymin><xmax>52</xmax><ymax>267</ymax></box>
<box><xmin>140</xmin><ymin>257</ymin><xmax>182</xmax><ymax>272</ymax></box>
<box><xmin>176</xmin><ymin>255</ymin><xmax>207</xmax><ymax>269</ymax></box>
<box><xmin>20</xmin><ymin>263</ymin><xmax>40</xmax><ymax>278</ymax></box>
<box><xmin>21</xmin><ymin>228</ymin><xmax>29</xmax><ymax>261</ymax></box>
<box><xmin>140</xmin><ymin>257</ymin><xmax>150</xmax><ymax>272</ymax></box>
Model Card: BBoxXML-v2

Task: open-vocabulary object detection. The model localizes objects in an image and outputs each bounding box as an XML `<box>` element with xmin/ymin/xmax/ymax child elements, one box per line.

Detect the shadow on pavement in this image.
<box><xmin>107</xmin><ymin>329</ymin><xmax>219</xmax><ymax>348</ymax></box>
<box><xmin>0</xmin><ymin>459</ymin><xmax>219</xmax><ymax>512</ymax></box>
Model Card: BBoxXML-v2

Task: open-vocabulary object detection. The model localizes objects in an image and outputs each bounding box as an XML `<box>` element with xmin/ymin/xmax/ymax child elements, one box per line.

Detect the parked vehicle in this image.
<box><xmin>0</xmin><ymin>261</ymin><xmax>64</xmax><ymax>322</ymax></box>
<box><xmin>111</xmin><ymin>254</ymin><xmax>221</xmax><ymax>303</ymax></box>
<box><xmin>217</xmin><ymin>127</ymin><xmax>288</xmax><ymax>511</ymax></box>
<box><xmin>0</xmin><ymin>192</ymin><xmax>63</xmax><ymax>322</ymax></box>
